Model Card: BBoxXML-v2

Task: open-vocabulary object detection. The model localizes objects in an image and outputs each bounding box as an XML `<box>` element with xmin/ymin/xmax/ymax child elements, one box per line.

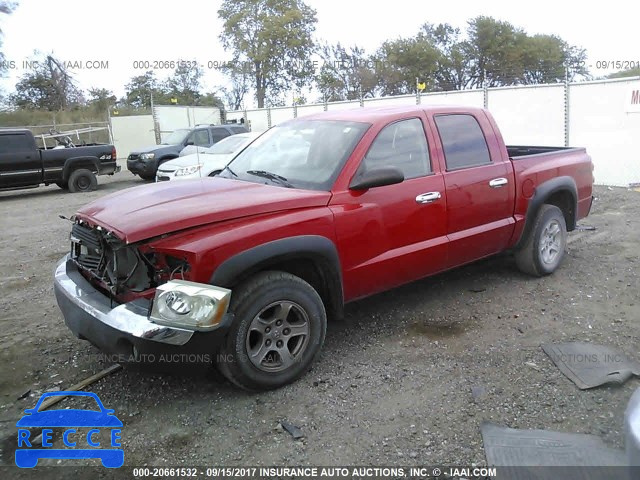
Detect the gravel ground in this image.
<box><xmin>0</xmin><ymin>167</ymin><xmax>639</xmax><ymax>478</ymax></box>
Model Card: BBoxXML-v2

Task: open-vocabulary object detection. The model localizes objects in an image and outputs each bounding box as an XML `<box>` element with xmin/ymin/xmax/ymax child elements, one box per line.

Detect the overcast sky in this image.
<box><xmin>0</xmin><ymin>0</ymin><xmax>637</xmax><ymax>107</ymax></box>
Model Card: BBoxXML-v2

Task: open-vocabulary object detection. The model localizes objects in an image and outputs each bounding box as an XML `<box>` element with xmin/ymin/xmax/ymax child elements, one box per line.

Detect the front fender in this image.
<box><xmin>210</xmin><ymin>235</ymin><xmax>344</xmax><ymax>320</ymax></box>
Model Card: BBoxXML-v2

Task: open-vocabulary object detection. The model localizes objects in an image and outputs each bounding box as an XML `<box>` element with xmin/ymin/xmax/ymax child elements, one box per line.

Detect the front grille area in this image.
<box><xmin>71</xmin><ymin>223</ymin><xmax>103</xmax><ymax>271</ymax></box>
<box><xmin>69</xmin><ymin>222</ymin><xmax>157</xmax><ymax>295</ymax></box>
<box><xmin>127</xmin><ymin>154</ymin><xmax>140</xmax><ymax>161</ymax></box>
<box><xmin>157</xmin><ymin>176</ymin><xmax>170</xmax><ymax>182</ymax></box>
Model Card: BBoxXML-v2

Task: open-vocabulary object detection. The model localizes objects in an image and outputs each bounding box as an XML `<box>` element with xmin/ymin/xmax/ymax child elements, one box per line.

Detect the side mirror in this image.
<box><xmin>349</xmin><ymin>167</ymin><xmax>404</xmax><ymax>190</ymax></box>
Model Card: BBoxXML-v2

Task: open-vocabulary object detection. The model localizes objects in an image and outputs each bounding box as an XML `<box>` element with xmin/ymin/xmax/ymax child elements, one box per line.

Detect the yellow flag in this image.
<box><xmin>417</xmin><ymin>82</ymin><xmax>426</xmax><ymax>91</ymax></box>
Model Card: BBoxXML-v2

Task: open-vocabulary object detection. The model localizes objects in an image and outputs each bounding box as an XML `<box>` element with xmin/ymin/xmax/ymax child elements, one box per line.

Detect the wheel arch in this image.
<box><xmin>210</xmin><ymin>236</ymin><xmax>344</xmax><ymax>321</ymax></box>
<box><xmin>62</xmin><ymin>156</ymin><xmax>99</xmax><ymax>180</ymax></box>
<box><xmin>515</xmin><ymin>176</ymin><xmax>577</xmax><ymax>250</ymax></box>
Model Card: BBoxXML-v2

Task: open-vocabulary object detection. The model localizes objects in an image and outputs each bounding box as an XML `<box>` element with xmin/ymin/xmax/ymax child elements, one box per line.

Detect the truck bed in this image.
<box><xmin>507</xmin><ymin>145</ymin><xmax>581</xmax><ymax>159</ymax></box>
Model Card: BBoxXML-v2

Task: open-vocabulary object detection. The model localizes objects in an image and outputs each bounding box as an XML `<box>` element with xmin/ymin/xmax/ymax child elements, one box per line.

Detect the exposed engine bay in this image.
<box><xmin>70</xmin><ymin>221</ymin><xmax>189</xmax><ymax>299</ymax></box>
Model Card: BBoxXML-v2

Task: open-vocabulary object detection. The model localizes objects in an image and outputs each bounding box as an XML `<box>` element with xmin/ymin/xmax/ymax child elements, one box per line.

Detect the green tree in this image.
<box><xmin>421</xmin><ymin>23</ymin><xmax>475</xmax><ymax>91</ymax></box>
<box><xmin>218</xmin><ymin>0</ymin><xmax>317</xmax><ymax>108</ymax></box>
<box><xmin>87</xmin><ymin>87</ymin><xmax>116</xmax><ymax>112</ymax></box>
<box><xmin>466</xmin><ymin>16</ymin><xmax>528</xmax><ymax>87</ymax></box>
<box><xmin>165</xmin><ymin>61</ymin><xmax>204</xmax><ymax>105</ymax></box>
<box><xmin>606</xmin><ymin>67</ymin><xmax>640</xmax><ymax>79</ymax></box>
<box><xmin>316</xmin><ymin>43</ymin><xmax>377</xmax><ymax>101</ymax></box>
<box><xmin>521</xmin><ymin>35</ymin><xmax>588</xmax><ymax>83</ymax></box>
<box><xmin>124</xmin><ymin>71</ymin><xmax>167</xmax><ymax>108</ymax></box>
<box><xmin>220</xmin><ymin>61</ymin><xmax>251</xmax><ymax>110</ymax></box>
<box><xmin>199</xmin><ymin>91</ymin><xmax>226</xmax><ymax>110</ymax></box>
<box><xmin>12</xmin><ymin>54</ymin><xmax>84</xmax><ymax>110</ymax></box>
<box><xmin>374</xmin><ymin>34</ymin><xmax>441</xmax><ymax>96</ymax></box>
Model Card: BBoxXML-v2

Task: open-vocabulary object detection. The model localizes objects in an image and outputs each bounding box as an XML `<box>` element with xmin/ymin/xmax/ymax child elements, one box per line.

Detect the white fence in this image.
<box><xmin>110</xmin><ymin>115</ymin><xmax>155</xmax><ymax>159</ymax></box>
<box><xmin>111</xmin><ymin>78</ymin><xmax>640</xmax><ymax>186</ymax></box>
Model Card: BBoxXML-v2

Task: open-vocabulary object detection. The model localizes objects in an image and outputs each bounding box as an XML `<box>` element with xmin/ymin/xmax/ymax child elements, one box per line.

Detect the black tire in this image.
<box><xmin>217</xmin><ymin>271</ymin><xmax>327</xmax><ymax>391</ymax></box>
<box><xmin>514</xmin><ymin>204</ymin><xmax>567</xmax><ymax>276</ymax></box>
<box><xmin>55</xmin><ymin>181</ymin><xmax>69</xmax><ymax>190</ymax></box>
<box><xmin>67</xmin><ymin>169</ymin><xmax>97</xmax><ymax>193</ymax></box>
<box><xmin>209</xmin><ymin>170</ymin><xmax>222</xmax><ymax>177</ymax></box>
<box><xmin>139</xmin><ymin>174</ymin><xmax>155</xmax><ymax>181</ymax></box>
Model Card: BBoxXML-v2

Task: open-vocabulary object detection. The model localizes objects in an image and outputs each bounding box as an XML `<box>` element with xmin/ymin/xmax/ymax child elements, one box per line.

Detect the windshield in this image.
<box><xmin>219</xmin><ymin>120</ymin><xmax>370</xmax><ymax>190</ymax></box>
<box><xmin>162</xmin><ymin>129</ymin><xmax>190</xmax><ymax>145</ymax></box>
<box><xmin>207</xmin><ymin>134</ymin><xmax>251</xmax><ymax>154</ymax></box>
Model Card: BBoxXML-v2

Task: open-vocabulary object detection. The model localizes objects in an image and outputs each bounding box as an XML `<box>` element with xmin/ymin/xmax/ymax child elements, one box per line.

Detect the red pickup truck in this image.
<box><xmin>54</xmin><ymin>105</ymin><xmax>594</xmax><ymax>390</ymax></box>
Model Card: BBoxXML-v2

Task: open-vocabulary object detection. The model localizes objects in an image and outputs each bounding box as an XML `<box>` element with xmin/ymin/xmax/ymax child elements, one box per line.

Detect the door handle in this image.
<box><xmin>489</xmin><ymin>177</ymin><xmax>508</xmax><ymax>188</ymax></box>
<box><xmin>415</xmin><ymin>192</ymin><xmax>441</xmax><ymax>204</ymax></box>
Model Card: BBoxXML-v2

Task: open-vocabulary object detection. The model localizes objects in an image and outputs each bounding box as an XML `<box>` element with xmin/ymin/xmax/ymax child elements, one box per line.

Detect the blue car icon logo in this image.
<box><xmin>16</xmin><ymin>391</ymin><xmax>123</xmax><ymax>468</ymax></box>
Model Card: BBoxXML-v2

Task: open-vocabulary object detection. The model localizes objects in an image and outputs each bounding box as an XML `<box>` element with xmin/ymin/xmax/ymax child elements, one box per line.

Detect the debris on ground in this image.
<box><xmin>542</xmin><ymin>343</ymin><xmax>640</xmax><ymax>389</ymax></box>
<box><xmin>280</xmin><ymin>421</ymin><xmax>304</xmax><ymax>439</ymax></box>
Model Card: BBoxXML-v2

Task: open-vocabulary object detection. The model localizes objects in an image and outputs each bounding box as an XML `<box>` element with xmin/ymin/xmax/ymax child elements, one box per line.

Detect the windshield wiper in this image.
<box><xmin>245</xmin><ymin>170</ymin><xmax>293</xmax><ymax>187</ymax></box>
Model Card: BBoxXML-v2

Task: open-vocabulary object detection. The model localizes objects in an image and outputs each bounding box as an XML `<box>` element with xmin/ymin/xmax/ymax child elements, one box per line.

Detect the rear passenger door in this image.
<box><xmin>331</xmin><ymin>117</ymin><xmax>448</xmax><ymax>300</ymax></box>
<box><xmin>432</xmin><ymin>113</ymin><xmax>515</xmax><ymax>267</ymax></box>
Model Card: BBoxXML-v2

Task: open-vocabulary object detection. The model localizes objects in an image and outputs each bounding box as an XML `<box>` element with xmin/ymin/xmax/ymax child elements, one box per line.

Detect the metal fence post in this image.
<box><xmin>564</xmin><ymin>69</ymin><xmax>570</xmax><ymax>147</ymax></box>
<box><xmin>483</xmin><ymin>85</ymin><xmax>489</xmax><ymax>109</ymax></box>
<box><xmin>267</xmin><ymin>108</ymin><xmax>272</xmax><ymax>128</ymax></box>
<box><xmin>151</xmin><ymin>92</ymin><xmax>160</xmax><ymax>144</ymax></box>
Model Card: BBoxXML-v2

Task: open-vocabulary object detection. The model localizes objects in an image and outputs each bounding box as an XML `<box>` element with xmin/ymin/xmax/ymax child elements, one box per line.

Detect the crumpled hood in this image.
<box><xmin>76</xmin><ymin>178</ymin><xmax>332</xmax><ymax>243</ymax></box>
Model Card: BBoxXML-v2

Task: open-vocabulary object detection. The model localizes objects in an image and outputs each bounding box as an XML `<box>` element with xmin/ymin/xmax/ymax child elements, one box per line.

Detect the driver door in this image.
<box><xmin>330</xmin><ymin>116</ymin><xmax>448</xmax><ymax>301</ymax></box>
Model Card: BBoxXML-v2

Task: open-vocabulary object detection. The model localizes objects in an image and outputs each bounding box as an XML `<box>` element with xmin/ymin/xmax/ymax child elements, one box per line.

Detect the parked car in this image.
<box><xmin>0</xmin><ymin>128</ymin><xmax>118</xmax><ymax>192</ymax></box>
<box><xmin>127</xmin><ymin>124</ymin><xmax>249</xmax><ymax>180</ymax></box>
<box><xmin>54</xmin><ymin>105</ymin><xmax>594</xmax><ymax>391</ymax></box>
<box><xmin>156</xmin><ymin>132</ymin><xmax>262</xmax><ymax>182</ymax></box>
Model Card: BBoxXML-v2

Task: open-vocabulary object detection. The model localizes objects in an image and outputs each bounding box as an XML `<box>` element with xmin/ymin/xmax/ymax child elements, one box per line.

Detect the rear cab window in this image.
<box><xmin>434</xmin><ymin>114</ymin><xmax>491</xmax><ymax>170</ymax></box>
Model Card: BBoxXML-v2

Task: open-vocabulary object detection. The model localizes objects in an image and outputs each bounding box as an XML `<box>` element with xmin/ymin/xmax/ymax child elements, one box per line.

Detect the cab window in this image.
<box><xmin>357</xmin><ymin>118</ymin><xmax>431</xmax><ymax>180</ymax></box>
<box><xmin>434</xmin><ymin>114</ymin><xmax>491</xmax><ymax>170</ymax></box>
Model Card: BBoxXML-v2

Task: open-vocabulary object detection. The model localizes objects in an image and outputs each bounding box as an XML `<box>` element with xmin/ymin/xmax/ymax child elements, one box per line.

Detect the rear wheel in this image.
<box><xmin>67</xmin><ymin>169</ymin><xmax>97</xmax><ymax>193</ymax></box>
<box><xmin>217</xmin><ymin>271</ymin><xmax>327</xmax><ymax>391</ymax></box>
<box><xmin>515</xmin><ymin>204</ymin><xmax>567</xmax><ymax>276</ymax></box>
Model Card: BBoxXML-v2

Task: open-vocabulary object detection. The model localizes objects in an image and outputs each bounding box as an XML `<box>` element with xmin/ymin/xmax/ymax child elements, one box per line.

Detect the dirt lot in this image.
<box><xmin>0</xmin><ymin>167</ymin><xmax>639</xmax><ymax>477</ymax></box>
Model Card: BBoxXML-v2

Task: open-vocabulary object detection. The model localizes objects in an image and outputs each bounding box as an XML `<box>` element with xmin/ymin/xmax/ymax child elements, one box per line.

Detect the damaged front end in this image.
<box><xmin>70</xmin><ymin>220</ymin><xmax>189</xmax><ymax>302</ymax></box>
<box><xmin>59</xmin><ymin>219</ymin><xmax>232</xmax><ymax>338</ymax></box>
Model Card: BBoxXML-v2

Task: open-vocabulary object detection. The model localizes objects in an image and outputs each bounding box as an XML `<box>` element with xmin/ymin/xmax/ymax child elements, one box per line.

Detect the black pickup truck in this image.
<box><xmin>0</xmin><ymin>128</ymin><xmax>119</xmax><ymax>192</ymax></box>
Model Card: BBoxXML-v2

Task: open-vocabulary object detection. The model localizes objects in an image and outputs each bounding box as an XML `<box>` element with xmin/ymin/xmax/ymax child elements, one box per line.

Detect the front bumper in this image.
<box><xmin>126</xmin><ymin>158</ymin><xmax>156</xmax><ymax>176</ymax></box>
<box><xmin>53</xmin><ymin>255</ymin><xmax>232</xmax><ymax>367</ymax></box>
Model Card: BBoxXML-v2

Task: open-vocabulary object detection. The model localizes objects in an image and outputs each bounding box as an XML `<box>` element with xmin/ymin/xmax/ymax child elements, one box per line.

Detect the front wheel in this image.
<box><xmin>515</xmin><ymin>204</ymin><xmax>567</xmax><ymax>276</ymax></box>
<box><xmin>217</xmin><ymin>271</ymin><xmax>327</xmax><ymax>391</ymax></box>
